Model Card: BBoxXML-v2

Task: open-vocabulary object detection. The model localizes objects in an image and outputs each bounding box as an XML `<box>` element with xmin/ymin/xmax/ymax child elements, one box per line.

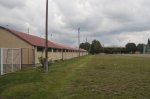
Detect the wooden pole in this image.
<box><xmin>45</xmin><ymin>0</ymin><xmax>49</xmax><ymax>72</ymax></box>
<box><xmin>78</xmin><ymin>28</ymin><xmax>80</xmax><ymax>57</ymax></box>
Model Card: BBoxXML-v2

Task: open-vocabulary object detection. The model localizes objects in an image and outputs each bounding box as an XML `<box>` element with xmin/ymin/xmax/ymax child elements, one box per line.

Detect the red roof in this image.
<box><xmin>0</xmin><ymin>26</ymin><xmax>87</xmax><ymax>52</ymax></box>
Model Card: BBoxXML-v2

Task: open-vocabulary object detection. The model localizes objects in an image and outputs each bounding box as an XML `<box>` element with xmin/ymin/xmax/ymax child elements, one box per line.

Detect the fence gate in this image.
<box><xmin>21</xmin><ymin>48</ymin><xmax>35</xmax><ymax>65</ymax></box>
<box><xmin>0</xmin><ymin>48</ymin><xmax>21</xmax><ymax>75</ymax></box>
<box><xmin>0</xmin><ymin>48</ymin><xmax>2</xmax><ymax>75</ymax></box>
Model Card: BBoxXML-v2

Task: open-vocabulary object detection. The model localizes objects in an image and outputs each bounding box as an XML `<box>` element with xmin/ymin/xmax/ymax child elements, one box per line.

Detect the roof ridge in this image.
<box><xmin>9</xmin><ymin>29</ymin><xmax>45</xmax><ymax>40</ymax></box>
<box><xmin>0</xmin><ymin>26</ymin><xmax>87</xmax><ymax>51</ymax></box>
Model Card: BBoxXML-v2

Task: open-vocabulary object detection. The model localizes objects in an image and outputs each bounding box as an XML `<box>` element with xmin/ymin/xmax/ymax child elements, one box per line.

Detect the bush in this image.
<box><xmin>48</xmin><ymin>59</ymin><xmax>53</xmax><ymax>66</ymax></box>
<box><xmin>38</xmin><ymin>56</ymin><xmax>45</xmax><ymax>68</ymax></box>
<box><xmin>38</xmin><ymin>56</ymin><xmax>53</xmax><ymax>68</ymax></box>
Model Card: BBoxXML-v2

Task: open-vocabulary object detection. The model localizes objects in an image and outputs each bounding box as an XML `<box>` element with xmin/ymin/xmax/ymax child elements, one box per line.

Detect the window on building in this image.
<box><xmin>63</xmin><ymin>49</ymin><xmax>66</xmax><ymax>52</ymax></box>
<box><xmin>58</xmin><ymin>49</ymin><xmax>62</xmax><ymax>52</ymax></box>
<box><xmin>37</xmin><ymin>47</ymin><xmax>44</xmax><ymax>52</ymax></box>
<box><xmin>48</xmin><ymin>48</ymin><xmax>52</xmax><ymax>52</ymax></box>
<box><xmin>53</xmin><ymin>49</ymin><xmax>57</xmax><ymax>52</ymax></box>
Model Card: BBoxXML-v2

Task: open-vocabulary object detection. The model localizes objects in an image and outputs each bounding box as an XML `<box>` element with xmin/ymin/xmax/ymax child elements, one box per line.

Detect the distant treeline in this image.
<box><xmin>80</xmin><ymin>40</ymin><xmax>145</xmax><ymax>54</ymax></box>
<box><xmin>102</xmin><ymin>47</ymin><xmax>126</xmax><ymax>54</ymax></box>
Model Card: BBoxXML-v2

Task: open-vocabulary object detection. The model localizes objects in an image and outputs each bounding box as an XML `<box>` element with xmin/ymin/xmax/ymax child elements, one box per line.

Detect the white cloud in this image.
<box><xmin>0</xmin><ymin>0</ymin><xmax>150</xmax><ymax>47</ymax></box>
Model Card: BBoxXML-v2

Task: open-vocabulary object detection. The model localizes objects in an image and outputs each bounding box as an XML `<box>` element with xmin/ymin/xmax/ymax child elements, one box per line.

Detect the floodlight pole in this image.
<box><xmin>78</xmin><ymin>27</ymin><xmax>80</xmax><ymax>57</ymax></box>
<box><xmin>45</xmin><ymin>0</ymin><xmax>49</xmax><ymax>72</ymax></box>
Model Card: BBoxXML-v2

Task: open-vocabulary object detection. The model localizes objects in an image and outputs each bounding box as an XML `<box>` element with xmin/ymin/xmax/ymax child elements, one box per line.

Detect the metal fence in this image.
<box><xmin>0</xmin><ymin>48</ymin><xmax>21</xmax><ymax>75</ymax></box>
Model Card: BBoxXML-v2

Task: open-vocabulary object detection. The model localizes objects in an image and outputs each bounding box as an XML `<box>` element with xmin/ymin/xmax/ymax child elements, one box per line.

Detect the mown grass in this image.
<box><xmin>0</xmin><ymin>55</ymin><xmax>150</xmax><ymax>99</ymax></box>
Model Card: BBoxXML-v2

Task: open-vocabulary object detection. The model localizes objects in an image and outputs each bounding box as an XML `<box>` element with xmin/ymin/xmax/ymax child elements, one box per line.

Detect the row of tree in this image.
<box><xmin>125</xmin><ymin>43</ymin><xmax>145</xmax><ymax>54</ymax></box>
<box><xmin>80</xmin><ymin>40</ymin><xmax>145</xmax><ymax>54</ymax></box>
<box><xmin>79</xmin><ymin>40</ymin><xmax>102</xmax><ymax>54</ymax></box>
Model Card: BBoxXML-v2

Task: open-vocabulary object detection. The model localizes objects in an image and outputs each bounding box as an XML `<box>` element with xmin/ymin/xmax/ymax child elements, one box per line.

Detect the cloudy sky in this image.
<box><xmin>0</xmin><ymin>0</ymin><xmax>150</xmax><ymax>47</ymax></box>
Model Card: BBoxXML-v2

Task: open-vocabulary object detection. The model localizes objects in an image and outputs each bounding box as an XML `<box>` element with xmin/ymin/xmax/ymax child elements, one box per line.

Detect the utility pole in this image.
<box><xmin>28</xmin><ymin>27</ymin><xmax>30</xmax><ymax>35</ymax></box>
<box><xmin>51</xmin><ymin>33</ymin><xmax>52</xmax><ymax>40</ymax></box>
<box><xmin>45</xmin><ymin>0</ymin><xmax>49</xmax><ymax>72</ymax></box>
<box><xmin>86</xmin><ymin>37</ymin><xmax>87</xmax><ymax>42</ymax></box>
<box><xmin>78</xmin><ymin>27</ymin><xmax>80</xmax><ymax>57</ymax></box>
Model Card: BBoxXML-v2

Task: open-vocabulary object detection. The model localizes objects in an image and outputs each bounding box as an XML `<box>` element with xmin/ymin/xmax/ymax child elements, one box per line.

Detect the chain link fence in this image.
<box><xmin>0</xmin><ymin>48</ymin><xmax>21</xmax><ymax>75</ymax></box>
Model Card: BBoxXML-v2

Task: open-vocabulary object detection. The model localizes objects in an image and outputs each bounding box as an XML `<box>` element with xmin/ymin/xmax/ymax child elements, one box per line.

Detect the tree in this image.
<box><xmin>90</xmin><ymin>40</ymin><xmax>102</xmax><ymax>54</ymax></box>
<box><xmin>103</xmin><ymin>47</ymin><xmax>125</xmax><ymax>54</ymax></box>
<box><xmin>79</xmin><ymin>42</ymin><xmax>91</xmax><ymax>52</ymax></box>
<box><xmin>84</xmin><ymin>42</ymin><xmax>91</xmax><ymax>52</ymax></box>
<box><xmin>137</xmin><ymin>44</ymin><xmax>145</xmax><ymax>53</ymax></box>
<box><xmin>104</xmin><ymin>47</ymin><xmax>112</xmax><ymax>54</ymax></box>
<box><xmin>148</xmin><ymin>38</ymin><xmax>150</xmax><ymax>44</ymax></box>
<box><xmin>121</xmin><ymin>48</ymin><xmax>128</xmax><ymax>53</ymax></box>
<box><xmin>79</xmin><ymin>43</ymin><xmax>86</xmax><ymax>49</ymax></box>
<box><xmin>125</xmin><ymin>43</ymin><xmax>137</xmax><ymax>54</ymax></box>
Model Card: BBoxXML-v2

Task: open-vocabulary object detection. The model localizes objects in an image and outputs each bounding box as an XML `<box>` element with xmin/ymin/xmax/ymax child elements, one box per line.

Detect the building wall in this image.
<box><xmin>0</xmin><ymin>29</ymin><xmax>88</xmax><ymax>65</ymax></box>
<box><xmin>21</xmin><ymin>48</ymin><xmax>35</xmax><ymax>65</ymax></box>
<box><xmin>0</xmin><ymin>29</ymin><xmax>33</xmax><ymax>48</ymax></box>
<box><xmin>0</xmin><ymin>29</ymin><xmax>35</xmax><ymax>65</ymax></box>
<box><xmin>48</xmin><ymin>51</ymin><xmax>62</xmax><ymax>60</ymax></box>
<box><xmin>36</xmin><ymin>49</ymin><xmax>88</xmax><ymax>64</ymax></box>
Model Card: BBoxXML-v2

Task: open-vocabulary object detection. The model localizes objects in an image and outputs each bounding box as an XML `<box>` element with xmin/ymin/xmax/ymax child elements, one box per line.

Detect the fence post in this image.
<box><xmin>12</xmin><ymin>48</ymin><xmax>14</xmax><ymax>72</ymax></box>
<box><xmin>62</xmin><ymin>50</ymin><xmax>63</xmax><ymax>61</ymax></box>
<box><xmin>20</xmin><ymin>48</ymin><xmax>21</xmax><ymax>70</ymax></box>
<box><xmin>1</xmin><ymin>48</ymin><xmax>3</xmax><ymax>75</ymax></box>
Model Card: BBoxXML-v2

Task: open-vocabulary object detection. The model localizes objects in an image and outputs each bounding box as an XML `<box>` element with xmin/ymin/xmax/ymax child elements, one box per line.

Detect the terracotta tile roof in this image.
<box><xmin>0</xmin><ymin>26</ymin><xmax>87</xmax><ymax>52</ymax></box>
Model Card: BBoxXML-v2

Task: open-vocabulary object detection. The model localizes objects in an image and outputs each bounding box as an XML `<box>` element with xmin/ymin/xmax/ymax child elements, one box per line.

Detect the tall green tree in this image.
<box><xmin>137</xmin><ymin>44</ymin><xmax>145</xmax><ymax>53</ymax></box>
<box><xmin>90</xmin><ymin>40</ymin><xmax>102</xmax><ymax>54</ymax></box>
<box><xmin>125</xmin><ymin>43</ymin><xmax>137</xmax><ymax>54</ymax></box>
<box><xmin>79</xmin><ymin>43</ymin><xmax>86</xmax><ymax>49</ymax></box>
<box><xmin>79</xmin><ymin>42</ymin><xmax>91</xmax><ymax>52</ymax></box>
<box><xmin>148</xmin><ymin>38</ymin><xmax>150</xmax><ymax>44</ymax></box>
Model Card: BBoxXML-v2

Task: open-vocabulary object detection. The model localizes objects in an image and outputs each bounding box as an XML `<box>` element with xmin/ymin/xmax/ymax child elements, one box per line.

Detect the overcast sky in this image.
<box><xmin>0</xmin><ymin>0</ymin><xmax>150</xmax><ymax>47</ymax></box>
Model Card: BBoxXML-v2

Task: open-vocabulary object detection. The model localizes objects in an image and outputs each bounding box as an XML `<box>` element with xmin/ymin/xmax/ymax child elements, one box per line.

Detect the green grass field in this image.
<box><xmin>0</xmin><ymin>55</ymin><xmax>150</xmax><ymax>99</ymax></box>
